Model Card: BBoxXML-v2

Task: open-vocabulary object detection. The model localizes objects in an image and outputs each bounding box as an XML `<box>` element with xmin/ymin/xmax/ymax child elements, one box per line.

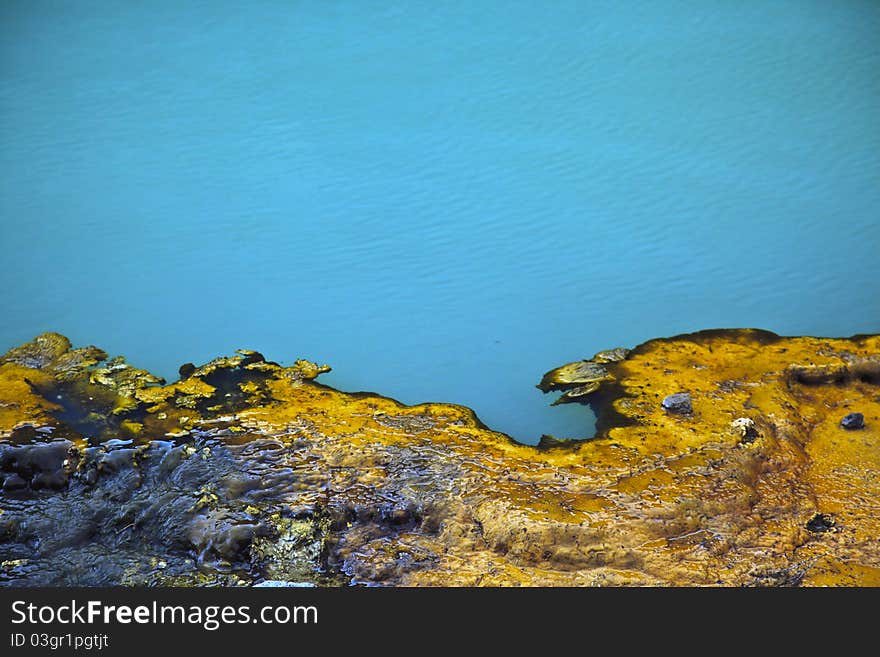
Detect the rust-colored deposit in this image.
<box><xmin>0</xmin><ymin>330</ymin><xmax>877</xmax><ymax>586</ymax></box>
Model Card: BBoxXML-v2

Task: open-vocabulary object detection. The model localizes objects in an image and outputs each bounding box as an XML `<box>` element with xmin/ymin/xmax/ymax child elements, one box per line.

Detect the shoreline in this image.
<box><xmin>1</xmin><ymin>329</ymin><xmax>878</xmax><ymax>586</ymax></box>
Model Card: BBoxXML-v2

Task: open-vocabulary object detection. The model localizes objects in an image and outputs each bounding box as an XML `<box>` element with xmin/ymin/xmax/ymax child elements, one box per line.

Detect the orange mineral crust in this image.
<box><xmin>1</xmin><ymin>330</ymin><xmax>877</xmax><ymax>586</ymax></box>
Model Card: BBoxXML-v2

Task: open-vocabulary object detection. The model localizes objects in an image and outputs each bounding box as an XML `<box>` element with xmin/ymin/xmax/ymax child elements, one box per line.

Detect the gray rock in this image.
<box><xmin>662</xmin><ymin>392</ymin><xmax>693</xmax><ymax>415</ymax></box>
<box><xmin>840</xmin><ymin>412</ymin><xmax>865</xmax><ymax>430</ymax></box>
<box><xmin>806</xmin><ymin>513</ymin><xmax>835</xmax><ymax>533</ymax></box>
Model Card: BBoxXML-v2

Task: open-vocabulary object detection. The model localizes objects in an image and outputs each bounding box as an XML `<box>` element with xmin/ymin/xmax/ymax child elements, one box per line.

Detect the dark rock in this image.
<box><xmin>840</xmin><ymin>412</ymin><xmax>865</xmax><ymax>430</ymax></box>
<box><xmin>178</xmin><ymin>363</ymin><xmax>196</xmax><ymax>379</ymax></box>
<box><xmin>662</xmin><ymin>392</ymin><xmax>693</xmax><ymax>415</ymax></box>
<box><xmin>30</xmin><ymin>470</ymin><xmax>69</xmax><ymax>490</ymax></box>
<box><xmin>0</xmin><ymin>440</ymin><xmax>73</xmax><ymax>489</ymax></box>
<box><xmin>191</xmin><ymin>516</ymin><xmax>259</xmax><ymax>563</ymax></box>
<box><xmin>78</xmin><ymin>467</ymin><xmax>98</xmax><ymax>487</ymax></box>
<box><xmin>98</xmin><ymin>448</ymin><xmax>137</xmax><ymax>474</ymax></box>
<box><xmin>2</xmin><ymin>473</ymin><xmax>27</xmax><ymax>491</ymax></box>
<box><xmin>806</xmin><ymin>513</ymin><xmax>835</xmax><ymax>533</ymax></box>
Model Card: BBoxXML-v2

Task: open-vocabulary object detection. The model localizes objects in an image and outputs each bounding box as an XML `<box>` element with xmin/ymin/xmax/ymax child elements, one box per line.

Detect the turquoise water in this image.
<box><xmin>1</xmin><ymin>1</ymin><xmax>879</xmax><ymax>443</ymax></box>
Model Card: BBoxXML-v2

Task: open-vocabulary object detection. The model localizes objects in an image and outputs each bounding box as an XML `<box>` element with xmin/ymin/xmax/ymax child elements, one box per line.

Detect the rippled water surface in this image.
<box><xmin>2</xmin><ymin>1</ymin><xmax>879</xmax><ymax>442</ymax></box>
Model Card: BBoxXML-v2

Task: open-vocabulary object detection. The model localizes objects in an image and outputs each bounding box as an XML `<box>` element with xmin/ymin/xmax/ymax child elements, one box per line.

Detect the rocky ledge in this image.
<box><xmin>0</xmin><ymin>329</ymin><xmax>878</xmax><ymax>586</ymax></box>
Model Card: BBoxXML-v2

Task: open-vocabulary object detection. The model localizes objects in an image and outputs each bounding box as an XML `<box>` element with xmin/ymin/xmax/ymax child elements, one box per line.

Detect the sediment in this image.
<box><xmin>1</xmin><ymin>329</ymin><xmax>878</xmax><ymax>586</ymax></box>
